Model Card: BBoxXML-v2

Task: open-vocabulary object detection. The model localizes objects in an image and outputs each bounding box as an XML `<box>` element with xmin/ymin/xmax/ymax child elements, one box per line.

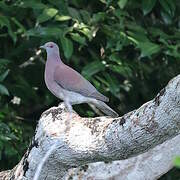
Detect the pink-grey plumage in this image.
<box><xmin>41</xmin><ymin>42</ymin><xmax>118</xmax><ymax>117</ymax></box>
<box><xmin>54</xmin><ymin>64</ymin><xmax>109</xmax><ymax>102</ymax></box>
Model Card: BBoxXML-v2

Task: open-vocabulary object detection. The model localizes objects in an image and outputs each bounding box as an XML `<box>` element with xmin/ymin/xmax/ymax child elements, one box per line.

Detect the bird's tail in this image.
<box><xmin>91</xmin><ymin>100</ymin><xmax>119</xmax><ymax>118</ymax></box>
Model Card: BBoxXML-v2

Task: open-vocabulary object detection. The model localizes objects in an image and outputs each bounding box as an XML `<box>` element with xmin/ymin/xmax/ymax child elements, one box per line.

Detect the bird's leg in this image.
<box><xmin>64</xmin><ymin>99</ymin><xmax>73</xmax><ymax>113</ymax></box>
<box><xmin>64</xmin><ymin>99</ymin><xmax>73</xmax><ymax>131</ymax></box>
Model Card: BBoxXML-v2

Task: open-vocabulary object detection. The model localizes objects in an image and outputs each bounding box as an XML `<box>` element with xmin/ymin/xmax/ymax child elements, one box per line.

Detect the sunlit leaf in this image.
<box><xmin>164</xmin><ymin>44</ymin><xmax>180</xmax><ymax>58</ymax></box>
<box><xmin>70</xmin><ymin>33</ymin><xmax>87</xmax><ymax>45</ymax></box>
<box><xmin>26</xmin><ymin>27</ymin><xmax>62</xmax><ymax>37</ymax></box>
<box><xmin>138</xmin><ymin>42</ymin><xmax>161</xmax><ymax>57</ymax></box>
<box><xmin>160</xmin><ymin>10</ymin><xmax>172</xmax><ymax>25</ymax></box>
<box><xmin>118</xmin><ymin>0</ymin><xmax>128</xmax><ymax>9</ymax></box>
<box><xmin>127</xmin><ymin>31</ymin><xmax>148</xmax><ymax>44</ymax></box>
<box><xmin>0</xmin><ymin>135</ymin><xmax>11</xmax><ymax>141</ymax></box>
<box><xmin>55</xmin><ymin>15</ymin><xmax>71</xmax><ymax>21</ymax></box>
<box><xmin>0</xmin><ymin>84</ymin><xmax>9</xmax><ymax>95</ymax></box>
<box><xmin>109</xmin><ymin>65</ymin><xmax>132</xmax><ymax>78</ymax></box>
<box><xmin>78</xmin><ymin>27</ymin><xmax>93</xmax><ymax>41</ymax></box>
<box><xmin>174</xmin><ymin>156</ymin><xmax>180</xmax><ymax>168</ymax></box>
<box><xmin>99</xmin><ymin>0</ymin><xmax>107</xmax><ymax>4</ymax></box>
<box><xmin>37</xmin><ymin>8</ymin><xmax>58</xmax><ymax>23</ymax></box>
<box><xmin>109</xmin><ymin>53</ymin><xmax>123</xmax><ymax>64</ymax></box>
<box><xmin>0</xmin><ymin>69</ymin><xmax>9</xmax><ymax>82</ymax></box>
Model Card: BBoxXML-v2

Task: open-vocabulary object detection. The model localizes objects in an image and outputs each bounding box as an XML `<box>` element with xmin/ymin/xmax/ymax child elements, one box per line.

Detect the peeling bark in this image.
<box><xmin>1</xmin><ymin>75</ymin><xmax>180</xmax><ymax>180</ymax></box>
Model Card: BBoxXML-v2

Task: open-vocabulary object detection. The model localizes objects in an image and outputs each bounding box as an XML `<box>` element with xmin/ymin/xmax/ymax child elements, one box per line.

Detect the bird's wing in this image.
<box><xmin>54</xmin><ymin>64</ymin><xmax>109</xmax><ymax>102</ymax></box>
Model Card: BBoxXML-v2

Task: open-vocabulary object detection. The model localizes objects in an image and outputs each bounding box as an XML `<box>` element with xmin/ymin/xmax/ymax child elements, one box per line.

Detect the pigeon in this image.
<box><xmin>40</xmin><ymin>42</ymin><xmax>118</xmax><ymax>117</ymax></box>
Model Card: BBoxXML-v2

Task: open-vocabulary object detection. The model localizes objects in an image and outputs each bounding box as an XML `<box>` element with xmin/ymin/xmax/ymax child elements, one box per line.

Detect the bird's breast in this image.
<box><xmin>44</xmin><ymin>62</ymin><xmax>61</xmax><ymax>98</ymax></box>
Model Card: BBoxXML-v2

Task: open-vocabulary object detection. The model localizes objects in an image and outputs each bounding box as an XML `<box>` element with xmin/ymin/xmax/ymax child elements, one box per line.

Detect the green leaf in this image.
<box><xmin>0</xmin><ymin>59</ymin><xmax>10</xmax><ymax>71</ymax></box>
<box><xmin>137</xmin><ymin>42</ymin><xmax>161</xmax><ymax>57</ymax></box>
<box><xmin>99</xmin><ymin>0</ymin><xmax>107</xmax><ymax>4</ymax></box>
<box><xmin>126</xmin><ymin>23</ymin><xmax>147</xmax><ymax>34</ymax></box>
<box><xmin>82</xmin><ymin>61</ymin><xmax>105</xmax><ymax>79</ymax></box>
<box><xmin>96</xmin><ymin>76</ymin><xmax>109</xmax><ymax>86</ymax></box>
<box><xmin>7</xmin><ymin>133</ymin><xmax>18</xmax><ymax>140</ymax></box>
<box><xmin>126</xmin><ymin>24</ymin><xmax>149</xmax><ymax>43</ymax></box>
<box><xmin>68</xmin><ymin>7</ymin><xmax>82</xmax><ymax>21</ymax></box>
<box><xmin>109</xmin><ymin>65</ymin><xmax>132</xmax><ymax>78</ymax></box>
<box><xmin>92</xmin><ymin>12</ymin><xmax>105</xmax><ymax>23</ymax></box>
<box><xmin>127</xmin><ymin>30</ymin><xmax>149</xmax><ymax>43</ymax></box>
<box><xmin>0</xmin><ymin>84</ymin><xmax>9</xmax><ymax>96</ymax></box>
<box><xmin>109</xmin><ymin>53</ymin><xmax>122</xmax><ymax>64</ymax></box>
<box><xmin>37</xmin><ymin>8</ymin><xmax>58</xmax><ymax>23</ymax></box>
<box><xmin>160</xmin><ymin>10</ymin><xmax>172</xmax><ymax>25</ymax></box>
<box><xmin>0</xmin><ymin>16</ymin><xmax>16</xmax><ymax>43</ymax></box>
<box><xmin>80</xmin><ymin>10</ymin><xmax>91</xmax><ymax>24</ymax></box>
<box><xmin>47</xmin><ymin>0</ymin><xmax>68</xmax><ymax>14</ymax></box>
<box><xmin>105</xmin><ymin>74</ymin><xmax>120</xmax><ymax>97</ymax></box>
<box><xmin>113</xmin><ymin>9</ymin><xmax>130</xmax><ymax>19</ymax></box>
<box><xmin>11</xmin><ymin>17</ymin><xmax>26</xmax><ymax>33</ymax></box>
<box><xmin>26</xmin><ymin>27</ymin><xmax>62</xmax><ymax>37</ymax></box>
<box><xmin>78</xmin><ymin>27</ymin><xmax>93</xmax><ymax>41</ymax></box>
<box><xmin>0</xmin><ymin>2</ymin><xmax>10</xmax><ymax>12</ymax></box>
<box><xmin>0</xmin><ymin>69</ymin><xmax>9</xmax><ymax>82</ymax></box>
<box><xmin>0</xmin><ymin>123</ymin><xmax>10</xmax><ymax>134</ymax></box>
<box><xmin>60</xmin><ymin>36</ymin><xmax>73</xmax><ymax>59</ymax></box>
<box><xmin>70</xmin><ymin>33</ymin><xmax>87</xmax><ymax>45</ymax></box>
<box><xmin>118</xmin><ymin>0</ymin><xmax>128</xmax><ymax>9</ymax></box>
<box><xmin>19</xmin><ymin>0</ymin><xmax>47</xmax><ymax>9</ymax></box>
<box><xmin>0</xmin><ymin>135</ymin><xmax>11</xmax><ymax>141</ymax></box>
<box><xmin>174</xmin><ymin>156</ymin><xmax>180</xmax><ymax>168</ymax></box>
<box><xmin>142</xmin><ymin>0</ymin><xmax>157</xmax><ymax>15</ymax></box>
<box><xmin>148</xmin><ymin>27</ymin><xmax>170</xmax><ymax>39</ymax></box>
<box><xmin>164</xmin><ymin>44</ymin><xmax>180</xmax><ymax>58</ymax></box>
<box><xmin>159</xmin><ymin>0</ymin><xmax>175</xmax><ymax>17</ymax></box>
<box><xmin>0</xmin><ymin>113</ymin><xmax>5</xmax><ymax>119</ymax></box>
<box><xmin>55</xmin><ymin>15</ymin><xmax>71</xmax><ymax>21</ymax></box>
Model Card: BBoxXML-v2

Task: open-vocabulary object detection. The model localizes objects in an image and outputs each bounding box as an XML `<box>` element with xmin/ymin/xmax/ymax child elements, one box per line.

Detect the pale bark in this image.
<box><xmin>65</xmin><ymin>134</ymin><xmax>180</xmax><ymax>180</ymax></box>
<box><xmin>1</xmin><ymin>75</ymin><xmax>180</xmax><ymax>180</ymax></box>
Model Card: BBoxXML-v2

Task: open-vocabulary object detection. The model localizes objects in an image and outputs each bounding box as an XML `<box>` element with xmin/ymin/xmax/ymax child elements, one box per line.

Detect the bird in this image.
<box><xmin>40</xmin><ymin>42</ymin><xmax>118</xmax><ymax>117</ymax></box>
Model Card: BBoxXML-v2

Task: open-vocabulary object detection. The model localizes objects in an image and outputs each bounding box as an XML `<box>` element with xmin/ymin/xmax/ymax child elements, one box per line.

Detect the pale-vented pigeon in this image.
<box><xmin>40</xmin><ymin>42</ymin><xmax>118</xmax><ymax>117</ymax></box>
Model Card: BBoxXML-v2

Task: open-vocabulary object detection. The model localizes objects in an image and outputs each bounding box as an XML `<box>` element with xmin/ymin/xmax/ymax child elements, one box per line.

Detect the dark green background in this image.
<box><xmin>0</xmin><ymin>0</ymin><xmax>179</xmax><ymax>178</ymax></box>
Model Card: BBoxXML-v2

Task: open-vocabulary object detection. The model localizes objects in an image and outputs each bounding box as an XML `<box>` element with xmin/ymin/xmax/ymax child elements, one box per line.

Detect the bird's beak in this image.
<box><xmin>40</xmin><ymin>45</ymin><xmax>45</xmax><ymax>49</ymax></box>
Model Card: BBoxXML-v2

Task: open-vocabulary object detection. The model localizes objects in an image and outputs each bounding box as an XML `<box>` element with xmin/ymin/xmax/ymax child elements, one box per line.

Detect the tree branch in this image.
<box><xmin>1</xmin><ymin>75</ymin><xmax>180</xmax><ymax>180</ymax></box>
<box><xmin>65</xmin><ymin>134</ymin><xmax>180</xmax><ymax>180</ymax></box>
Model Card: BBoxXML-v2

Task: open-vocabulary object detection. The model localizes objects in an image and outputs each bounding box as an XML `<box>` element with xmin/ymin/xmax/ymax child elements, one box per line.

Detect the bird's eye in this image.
<box><xmin>49</xmin><ymin>44</ymin><xmax>53</xmax><ymax>48</ymax></box>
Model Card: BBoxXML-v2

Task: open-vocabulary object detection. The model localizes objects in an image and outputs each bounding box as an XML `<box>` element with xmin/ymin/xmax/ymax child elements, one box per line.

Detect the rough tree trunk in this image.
<box><xmin>0</xmin><ymin>75</ymin><xmax>180</xmax><ymax>180</ymax></box>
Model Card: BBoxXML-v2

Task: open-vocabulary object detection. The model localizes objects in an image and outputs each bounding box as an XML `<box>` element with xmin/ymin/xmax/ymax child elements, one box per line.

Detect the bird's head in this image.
<box><xmin>40</xmin><ymin>42</ymin><xmax>59</xmax><ymax>55</ymax></box>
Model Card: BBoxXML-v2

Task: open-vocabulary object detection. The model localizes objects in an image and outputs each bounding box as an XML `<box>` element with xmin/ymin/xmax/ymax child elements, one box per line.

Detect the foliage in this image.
<box><xmin>174</xmin><ymin>156</ymin><xmax>180</xmax><ymax>168</ymax></box>
<box><xmin>0</xmin><ymin>0</ymin><xmax>180</xmax><ymax>177</ymax></box>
